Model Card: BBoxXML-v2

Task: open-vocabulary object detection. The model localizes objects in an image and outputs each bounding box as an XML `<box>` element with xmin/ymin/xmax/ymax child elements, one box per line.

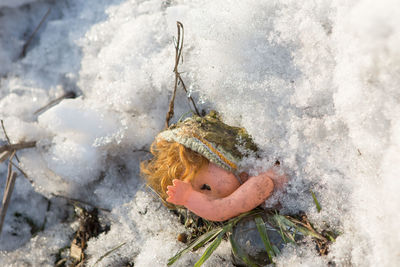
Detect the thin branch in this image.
<box><xmin>174</xmin><ymin>21</ymin><xmax>184</xmax><ymax>73</ymax></box>
<box><xmin>0</xmin><ymin>137</ymin><xmax>35</xmax><ymax>183</ymax></box>
<box><xmin>0</xmin><ymin>151</ymin><xmax>10</xmax><ymax>163</ymax></box>
<box><xmin>34</xmin><ymin>91</ymin><xmax>77</xmax><ymax>116</ymax></box>
<box><xmin>0</xmin><ymin>141</ymin><xmax>36</xmax><ymax>153</ymax></box>
<box><xmin>20</xmin><ymin>8</ymin><xmax>51</xmax><ymax>58</ymax></box>
<box><xmin>51</xmin><ymin>193</ymin><xmax>111</xmax><ymax>213</ymax></box>
<box><xmin>0</xmin><ymin>172</ymin><xmax>17</xmax><ymax>235</ymax></box>
<box><xmin>165</xmin><ymin>22</ymin><xmax>183</xmax><ymax>129</ymax></box>
<box><xmin>0</xmin><ymin>120</ymin><xmax>11</xmax><ymax>146</ymax></box>
<box><xmin>174</xmin><ymin>22</ymin><xmax>200</xmax><ymax>116</ymax></box>
<box><xmin>178</xmin><ymin>75</ymin><xmax>200</xmax><ymax>116</ymax></box>
<box><xmin>165</xmin><ymin>22</ymin><xmax>200</xmax><ymax>129</ymax></box>
<box><xmin>165</xmin><ymin>74</ymin><xmax>179</xmax><ymax>129</ymax></box>
<box><xmin>1</xmin><ymin>120</ymin><xmax>20</xmax><ymax>163</ymax></box>
<box><xmin>0</xmin><ymin>151</ymin><xmax>17</xmax><ymax>235</ymax></box>
<box><xmin>7</xmin><ymin>151</ymin><xmax>16</xmax><ymax>183</ymax></box>
<box><xmin>9</xmin><ymin>160</ymin><xmax>32</xmax><ymax>184</ymax></box>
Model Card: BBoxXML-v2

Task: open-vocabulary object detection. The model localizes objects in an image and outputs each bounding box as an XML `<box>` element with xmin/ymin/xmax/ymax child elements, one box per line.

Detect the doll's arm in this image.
<box><xmin>166</xmin><ymin>172</ymin><xmax>274</xmax><ymax>222</ymax></box>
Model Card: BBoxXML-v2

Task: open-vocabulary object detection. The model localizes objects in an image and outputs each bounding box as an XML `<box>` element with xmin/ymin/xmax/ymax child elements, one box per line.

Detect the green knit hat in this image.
<box><xmin>157</xmin><ymin>111</ymin><xmax>258</xmax><ymax>181</ymax></box>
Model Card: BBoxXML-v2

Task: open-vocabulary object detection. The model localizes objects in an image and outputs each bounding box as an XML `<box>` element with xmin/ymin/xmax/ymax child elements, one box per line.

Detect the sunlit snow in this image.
<box><xmin>0</xmin><ymin>0</ymin><xmax>399</xmax><ymax>266</ymax></box>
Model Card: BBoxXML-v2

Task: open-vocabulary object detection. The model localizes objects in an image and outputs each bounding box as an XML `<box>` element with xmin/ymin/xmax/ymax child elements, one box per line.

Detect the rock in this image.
<box><xmin>230</xmin><ymin>214</ymin><xmax>293</xmax><ymax>266</ymax></box>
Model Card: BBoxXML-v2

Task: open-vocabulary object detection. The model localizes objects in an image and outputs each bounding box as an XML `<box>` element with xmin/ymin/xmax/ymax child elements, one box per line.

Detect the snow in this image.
<box><xmin>0</xmin><ymin>0</ymin><xmax>38</xmax><ymax>8</ymax></box>
<box><xmin>0</xmin><ymin>0</ymin><xmax>399</xmax><ymax>266</ymax></box>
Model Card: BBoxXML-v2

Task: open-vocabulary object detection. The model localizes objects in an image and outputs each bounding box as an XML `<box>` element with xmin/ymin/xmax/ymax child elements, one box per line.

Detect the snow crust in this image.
<box><xmin>0</xmin><ymin>0</ymin><xmax>399</xmax><ymax>266</ymax></box>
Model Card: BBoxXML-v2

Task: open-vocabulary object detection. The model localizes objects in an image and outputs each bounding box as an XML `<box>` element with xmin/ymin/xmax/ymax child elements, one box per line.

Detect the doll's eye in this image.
<box><xmin>200</xmin><ymin>184</ymin><xmax>211</xmax><ymax>191</ymax></box>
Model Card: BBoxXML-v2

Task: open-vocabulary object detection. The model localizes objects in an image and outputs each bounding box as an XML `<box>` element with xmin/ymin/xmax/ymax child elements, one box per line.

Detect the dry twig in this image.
<box><xmin>0</xmin><ymin>151</ymin><xmax>17</xmax><ymax>235</ymax></box>
<box><xmin>0</xmin><ymin>141</ymin><xmax>36</xmax><ymax>153</ymax></box>
<box><xmin>165</xmin><ymin>22</ymin><xmax>200</xmax><ymax>128</ymax></box>
<box><xmin>0</xmin><ymin>151</ymin><xmax>11</xmax><ymax>163</ymax></box>
<box><xmin>51</xmin><ymin>193</ymin><xmax>111</xmax><ymax>213</ymax></box>
<box><xmin>9</xmin><ymin>160</ymin><xmax>32</xmax><ymax>183</ymax></box>
<box><xmin>0</xmin><ymin>122</ymin><xmax>37</xmax><ymax>236</ymax></box>
<box><xmin>63</xmin><ymin>207</ymin><xmax>108</xmax><ymax>266</ymax></box>
<box><xmin>1</xmin><ymin>120</ymin><xmax>12</xmax><ymax>146</ymax></box>
<box><xmin>34</xmin><ymin>91</ymin><xmax>77</xmax><ymax>115</ymax></box>
<box><xmin>7</xmin><ymin>151</ymin><xmax>14</xmax><ymax>184</ymax></box>
<box><xmin>178</xmin><ymin>75</ymin><xmax>200</xmax><ymax>116</ymax></box>
<box><xmin>20</xmin><ymin>8</ymin><xmax>51</xmax><ymax>58</ymax></box>
<box><xmin>0</xmin><ymin>138</ymin><xmax>35</xmax><ymax>183</ymax></box>
<box><xmin>1</xmin><ymin>120</ymin><xmax>20</xmax><ymax>163</ymax></box>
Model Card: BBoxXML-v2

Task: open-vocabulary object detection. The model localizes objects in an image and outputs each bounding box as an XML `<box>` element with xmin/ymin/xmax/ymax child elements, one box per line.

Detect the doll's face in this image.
<box><xmin>187</xmin><ymin>162</ymin><xmax>241</xmax><ymax>199</ymax></box>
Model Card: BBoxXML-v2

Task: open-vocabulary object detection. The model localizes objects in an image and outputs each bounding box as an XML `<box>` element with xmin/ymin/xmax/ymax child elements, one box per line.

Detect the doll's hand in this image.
<box><xmin>263</xmin><ymin>169</ymin><xmax>288</xmax><ymax>191</ymax></box>
<box><xmin>166</xmin><ymin>179</ymin><xmax>194</xmax><ymax>206</ymax></box>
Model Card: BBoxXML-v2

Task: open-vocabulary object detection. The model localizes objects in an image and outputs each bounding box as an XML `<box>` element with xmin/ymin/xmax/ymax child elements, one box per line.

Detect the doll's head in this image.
<box><xmin>140</xmin><ymin>139</ymin><xmax>208</xmax><ymax>202</ymax></box>
<box><xmin>140</xmin><ymin>111</ymin><xmax>258</xmax><ymax>204</ymax></box>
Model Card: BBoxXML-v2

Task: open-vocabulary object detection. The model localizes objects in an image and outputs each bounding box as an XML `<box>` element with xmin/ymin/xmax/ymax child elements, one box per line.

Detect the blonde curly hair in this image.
<box><xmin>140</xmin><ymin>139</ymin><xmax>209</xmax><ymax>204</ymax></box>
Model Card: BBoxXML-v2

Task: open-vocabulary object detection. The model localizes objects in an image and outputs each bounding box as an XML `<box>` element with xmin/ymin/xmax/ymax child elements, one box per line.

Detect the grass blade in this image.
<box><xmin>231</xmin><ymin>209</ymin><xmax>264</xmax><ymax>224</ymax></box>
<box><xmin>272</xmin><ymin>245</ymin><xmax>280</xmax><ymax>256</ymax></box>
<box><xmin>273</xmin><ymin>215</ymin><xmax>326</xmax><ymax>241</ymax></box>
<box><xmin>310</xmin><ymin>190</ymin><xmax>321</xmax><ymax>212</ymax></box>
<box><xmin>254</xmin><ymin>215</ymin><xmax>275</xmax><ymax>262</ymax></box>
<box><xmin>193</xmin><ymin>229</ymin><xmax>226</xmax><ymax>267</ymax></box>
<box><xmin>229</xmin><ymin>235</ymin><xmax>258</xmax><ymax>267</ymax></box>
<box><xmin>192</xmin><ymin>227</ymin><xmax>223</xmax><ymax>251</ymax></box>
<box><xmin>325</xmin><ymin>231</ymin><xmax>337</xmax><ymax>242</ymax></box>
<box><xmin>167</xmin><ymin>227</ymin><xmax>223</xmax><ymax>265</ymax></box>
<box><xmin>92</xmin><ymin>242</ymin><xmax>126</xmax><ymax>267</ymax></box>
<box><xmin>273</xmin><ymin>216</ymin><xmax>296</xmax><ymax>244</ymax></box>
<box><xmin>167</xmin><ymin>209</ymin><xmax>275</xmax><ymax>266</ymax></box>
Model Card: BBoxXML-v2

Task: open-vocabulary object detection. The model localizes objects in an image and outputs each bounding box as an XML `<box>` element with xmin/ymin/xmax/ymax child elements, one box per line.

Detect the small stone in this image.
<box><xmin>231</xmin><ymin>214</ymin><xmax>294</xmax><ymax>266</ymax></box>
<box><xmin>70</xmin><ymin>240</ymin><xmax>83</xmax><ymax>261</ymax></box>
<box><xmin>177</xmin><ymin>233</ymin><xmax>188</xmax><ymax>243</ymax></box>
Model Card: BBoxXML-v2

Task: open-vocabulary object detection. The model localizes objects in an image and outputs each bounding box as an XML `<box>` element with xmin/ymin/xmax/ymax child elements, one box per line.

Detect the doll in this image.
<box><xmin>140</xmin><ymin>111</ymin><xmax>287</xmax><ymax>222</ymax></box>
<box><xmin>140</xmin><ymin>114</ymin><xmax>332</xmax><ymax>266</ymax></box>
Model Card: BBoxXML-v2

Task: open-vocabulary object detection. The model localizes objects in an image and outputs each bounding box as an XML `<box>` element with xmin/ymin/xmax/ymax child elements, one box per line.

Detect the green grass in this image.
<box><xmin>168</xmin><ymin>205</ymin><xmax>336</xmax><ymax>266</ymax></box>
<box><xmin>310</xmin><ymin>190</ymin><xmax>322</xmax><ymax>212</ymax></box>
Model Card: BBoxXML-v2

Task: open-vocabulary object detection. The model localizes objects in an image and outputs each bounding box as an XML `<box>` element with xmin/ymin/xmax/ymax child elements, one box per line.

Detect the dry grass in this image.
<box><xmin>20</xmin><ymin>7</ymin><xmax>52</xmax><ymax>59</ymax></box>
<box><xmin>55</xmin><ymin>206</ymin><xmax>109</xmax><ymax>267</ymax></box>
<box><xmin>0</xmin><ymin>120</ymin><xmax>37</xmax><ymax>235</ymax></box>
<box><xmin>168</xmin><ymin>208</ymin><xmax>338</xmax><ymax>266</ymax></box>
<box><xmin>165</xmin><ymin>21</ymin><xmax>200</xmax><ymax>129</ymax></box>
